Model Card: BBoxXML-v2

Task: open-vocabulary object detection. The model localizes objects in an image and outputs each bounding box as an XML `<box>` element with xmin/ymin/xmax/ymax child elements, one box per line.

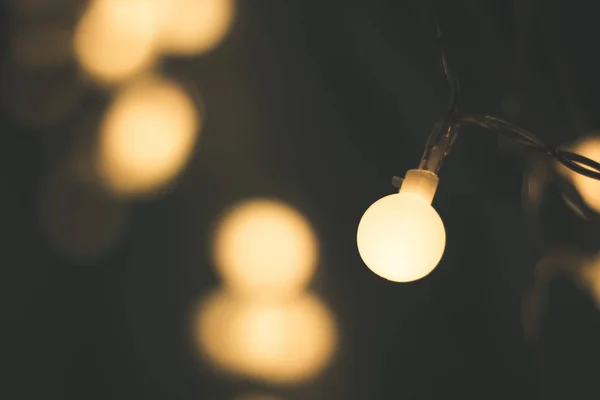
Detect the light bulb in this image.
<box><xmin>356</xmin><ymin>169</ymin><xmax>446</xmax><ymax>282</ymax></box>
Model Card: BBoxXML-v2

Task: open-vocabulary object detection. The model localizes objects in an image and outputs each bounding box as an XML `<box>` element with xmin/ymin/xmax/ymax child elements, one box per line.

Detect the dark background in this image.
<box><xmin>3</xmin><ymin>0</ymin><xmax>600</xmax><ymax>399</ymax></box>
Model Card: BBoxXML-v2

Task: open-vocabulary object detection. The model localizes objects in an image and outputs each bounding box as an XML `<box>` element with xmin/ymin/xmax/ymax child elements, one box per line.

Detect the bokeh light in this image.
<box><xmin>73</xmin><ymin>0</ymin><xmax>160</xmax><ymax>85</ymax></box>
<box><xmin>558</xmin><ymin>135</ymin><xmax>600</xmax><ymax>213</ymax></box>
<box><xmin>195</xmin><ymin>290</ymin><xmax>337</xmax><ymax>384</ymax></box>
<box><xmin>38</xmin><ymin>167</ymin><xmax>130</xmax><ymax>264</ymax></box>
<box><xmin>156</xmin><ymin>0</ymin><xmax>235</xmax><ymax>56</ymax></box>
<box><xmin>213</xmin><ymin>199</ymin><xmax>318</xmax><ymax>299</ymax></box>
<box><xmin>96</xmin><ymin>74</ymin><xmax>199</xmax><ymax>198</ymax></box>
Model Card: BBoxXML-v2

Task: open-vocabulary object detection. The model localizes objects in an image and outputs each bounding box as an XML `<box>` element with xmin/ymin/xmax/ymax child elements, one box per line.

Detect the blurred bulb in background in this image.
<box><xmin>195</xmin><ymin>290</ymin><xmax>337</xmax><ymax>384</ymax></box>
<box><xmin>213</xmin><ymin>199</ymin><xmax>318</xmax><ymax>299</ymax></box>
<box><xmin>96</xmin><ymin>74</ymin><xmax>199</xmax><ymax>198</ymax></box>
<box><xmin>558</xmin><ymin>135</ymin><xmax>600</xmax><ymax>214</ymax></box>
<box><xmin>73</xmin><ymin>0</ymin><xmax>160</xmax><ymax>85</ymax></box>
<box><xmin>357</xmin><ymin>169</ymin><xmax>446</xmax><ymax>282</ymax></box>
<box><xmin>157</xmin><ymin>0</ymin><xmax>235</xmax><ymax>56</ymax></box>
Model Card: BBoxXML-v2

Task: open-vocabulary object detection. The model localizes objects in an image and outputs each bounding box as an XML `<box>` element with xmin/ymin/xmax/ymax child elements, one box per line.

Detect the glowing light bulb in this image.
<box><xmin>356</xmin><ymin>169</ymin><xmax>446</xmax><ymax>282</ymax></box>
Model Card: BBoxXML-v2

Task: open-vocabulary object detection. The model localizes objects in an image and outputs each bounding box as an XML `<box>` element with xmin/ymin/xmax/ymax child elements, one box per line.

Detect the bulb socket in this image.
<box><xmin>398</xmin><ymin>169</ymin><xmax>439</xmax><ymax>204</ymax></box>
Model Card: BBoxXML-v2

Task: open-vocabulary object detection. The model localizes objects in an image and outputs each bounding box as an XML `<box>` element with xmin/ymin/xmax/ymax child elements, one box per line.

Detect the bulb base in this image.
<box><xmin>399</xmin><ymin>169</ymin><xmax>439</xmax><ymax>204</ymax></box>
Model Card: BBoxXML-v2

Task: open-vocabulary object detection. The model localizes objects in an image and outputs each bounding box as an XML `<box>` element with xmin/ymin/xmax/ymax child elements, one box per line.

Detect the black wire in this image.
<box><xmin>553</xmin><ymin>150</ymin><xmax>600</xmax><ymax>180</ymax></box>
<box><xmin>455</xmin><ymin>114</ymin><xmax>600</xmax><ymax>181</ymax></box>
<box><xmin>434</xmin><ymin>20</ymin><xmax>459</xmax><ymax>122</ymax></box>
<box><xmin>433</xmin><ymin>20</ymin><xmax>600</xmax><ymax>182</ymax></box>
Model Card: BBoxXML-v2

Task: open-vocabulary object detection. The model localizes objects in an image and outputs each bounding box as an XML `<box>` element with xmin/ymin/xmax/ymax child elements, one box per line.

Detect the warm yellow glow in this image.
<box><xmin>73</xmin><ymin>0</ymin><xmax>160</xmax><ymax>85</ymax></box>
<box><xmin>97</xmin><ymin>75</ymin><xmax>199</xmax><ymax>197</ymax></box>
<box><xmin>195</xmin><ymin>290</ymin><xmax>336</xmax><ymax>384</ymax></box>
<box><xmin>357</xmin><ymin>193</ymin><xmax>446</xmax><ymax>282</ymax></box>
<box><xmin>561</xmin><ymin>136</ymin><xmax>600</xmax><ymax>213</ymax></box>
<box><xmin>213</xmin><ymin>199</ymin><xmax>318</xmax><ymax>298</ymax></box>
<box><xmin>156</xmin><ymin>0</ymin><xmax>235</xmax><ymax>56</ymax></box>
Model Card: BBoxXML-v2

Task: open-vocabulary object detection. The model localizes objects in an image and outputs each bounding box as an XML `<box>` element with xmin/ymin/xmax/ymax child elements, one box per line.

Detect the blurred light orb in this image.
<box><xmin>157</xmin><ymin>0</ymin><xmax>235</xmax><ymax>56</ymax></box>
<box><xmin>213</xmin><ymin>199</ymin><xmax>318</xmax><ymax>298</ymax></box>
<box><xmin>195</xmin><ymin>291</ymin><xmax>337</xmax><ymax>384</ymax></box>
<box><xmin>97</xmin><ymin>75</ymin><xmax>199</xmax><ymax>197</ymax></box>
<box><xmin>357</xmin><ymin>193</ymin><xmax>445</xmax><ymax>282</ymax></box>
<box><xmin>561</xmin><ymin>135</ymin><xmax>600</xmax><ymax>213</ymax></box>
<box><xmin>73</xmin><ymin>0</ymin><xmax>160</xmax><ymax>85</ymax></box>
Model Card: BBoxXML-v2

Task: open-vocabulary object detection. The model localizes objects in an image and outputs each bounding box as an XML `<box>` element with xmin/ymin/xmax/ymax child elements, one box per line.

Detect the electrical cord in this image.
<box><xmin>434</xmin><ymin>20</ymin><xmax>459</xmax><ymax>123</ymax></box>
<box><xmin>434</xmin><ymin>22</ymin><xmax>600</xmax><ymax>182</ymax></box>
<box><xmin>455</xmin><ymin>114</ymin><xmax>600</xmax><ymax>181</ymax></box>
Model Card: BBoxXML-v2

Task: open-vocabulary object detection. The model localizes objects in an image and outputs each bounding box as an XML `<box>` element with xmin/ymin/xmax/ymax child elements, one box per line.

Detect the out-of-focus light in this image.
<box><xmin>559</xmin><ymin>136</ymin><xmax>600</xmax><ymax>214</ymax></box>
<box><xmin>96</xmin><ymin>75</ymin><xmax>199</xmax><ymax>197</ymax></box>
<box><xmin>213</xmin><ymin>199</ymin><xmax>318</xmax><ymax>299</ymax></box>
<box><xmin>38</xmin><ymin>167</ymin><xmax>130</xmax><ymax>264</ymax></box>
<box><xmin>156</xmin><ymin>0</ymin><xmax>235</xmax><ymax>56</ymax></box>
<box><xmin>357</xmin><ymin>170</ymin><xmax>446</xmax><ymax>282</ymax></box>
<box><xmin>195</xmin><ymin>290</ymin><xmax>337</xmax><ymax>384</ymax></box>
<box><xmin>73</xmin><ymin>0</ymin><xmax>160</xmax><ymax>85</ymax></box>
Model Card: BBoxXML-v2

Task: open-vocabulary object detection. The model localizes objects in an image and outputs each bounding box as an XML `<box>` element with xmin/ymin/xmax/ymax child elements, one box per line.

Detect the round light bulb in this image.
<box><xmin>356</xmin><ymin>170</ymin><xmax>446</xmax><ymax>282</ymax></box>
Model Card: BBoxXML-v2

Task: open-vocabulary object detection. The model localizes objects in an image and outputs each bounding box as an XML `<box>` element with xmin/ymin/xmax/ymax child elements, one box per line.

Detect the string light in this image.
<box><xmin>357</xmin><ymin>170</ymin><xmax>445</xmax><ymax>282</ymax></box>
<box><xmin>356</xmin><ymin>24</ymin><xmax>600</xmax><ymax>283</ymax></box>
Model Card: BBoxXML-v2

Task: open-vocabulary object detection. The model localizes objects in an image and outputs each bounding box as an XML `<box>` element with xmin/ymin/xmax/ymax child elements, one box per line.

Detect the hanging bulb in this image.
<box><xmin>356</xmin><ymin>169</ymin><xmax>446</xmax><ymax>282</ymax></box>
